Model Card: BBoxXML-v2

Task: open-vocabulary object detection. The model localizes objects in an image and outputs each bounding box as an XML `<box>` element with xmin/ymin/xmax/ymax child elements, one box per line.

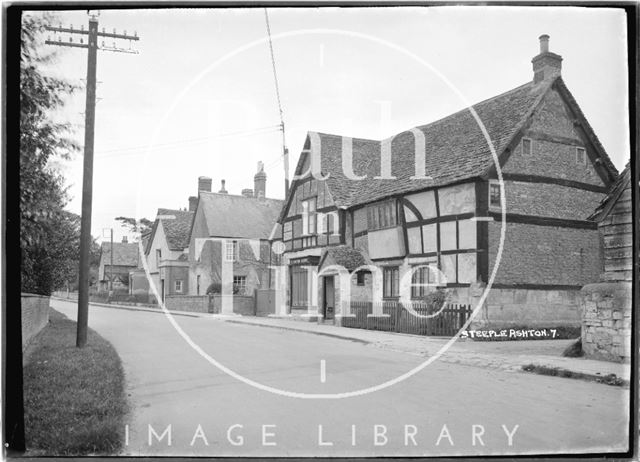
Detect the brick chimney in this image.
<box><xmin>241</xmin><ymin>188</ymin><xmax>254</xmax><ymax>197</ymax></box>
<box><xmin>218</xmin><ymin>179</ymin><xmax>228</xmax><ymax>194</ymax></box>
<box><xmin>198</xmin><ymin>176</ymin><xmax>212</xmax><ymax>192</ymax></box>
<box><xmin>254</xmin><ymin>161</ymin><xmax>266</xmax><ymax>198</ymax></box>
<box><xmin>188</xmin><ymin>196</ymin><xmax>198</xmax><ymax>211</ymax></box>
<box><xmin>532</xmin><ymin>34</ymin><xmax>562</xmax><ymax>83</ymax></box>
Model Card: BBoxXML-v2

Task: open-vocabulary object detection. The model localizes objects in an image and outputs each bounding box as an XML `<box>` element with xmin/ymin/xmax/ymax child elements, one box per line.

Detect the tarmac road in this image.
<box><xmin>51</xmin><ymin>299</ymin><xmax>630</xmax><ymax>457</ymax></box>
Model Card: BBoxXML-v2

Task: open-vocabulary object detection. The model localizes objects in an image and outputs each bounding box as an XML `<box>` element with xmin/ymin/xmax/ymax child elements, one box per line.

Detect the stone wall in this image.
<box><xmin>581</xmin><ymin>282</ymin><xmax>631</xmax><ymax>362</ymax></box>
<box><xmin>164</xmin><ymin>295</ymin><xmax>210</xmax><ymax>313</ymax></box>
<box><xmin>210</xmin><ymin>295</ymin><xmax>256</xmax><ymax>316</ymax></box>
<box><xmin>22</xmin><ymin>293</ymin><xmax>50</xmax><ymax>349</ymax></box>
<box><xmin>469</xmin><ymin>286</ymin><xmax>581</xmax><ymax>328</ymax></box>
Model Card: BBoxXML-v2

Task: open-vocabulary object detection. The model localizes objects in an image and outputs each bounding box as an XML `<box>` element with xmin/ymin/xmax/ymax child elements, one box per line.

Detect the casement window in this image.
<box><xmin>291</xmin><ymin>266</ymin><xmax>309</xmax><ymax>307</ymax></box>
<box><xmin>302</xmin><ymin>198</ymin><xmax>317</xmax><ymax>235</ymax></box>
<box><xmin>489</xmin><ymin>183</ymin><xmax>501</xmax><ymax>207</ymax></box>
<box><xmin>233</xmin><ymin>275</ymin><xmax>246</xmax><ymax>294</ymax></box>
<box><xmin>367</xmin><ymin>201</ymin><xmax>396</xmax><ymax>231</ymax></box>
<box><xmin>174</xmin><ymin>280</ymin><xmax>183</xmax><ymax>293</ymax></box>
<box><xmin>522</xmin><ymin>138</ymin><xmax>532</xmax><ymax>156</ymax></box>
<box><xmin>225</xmin><ymin>240</ymin><xmax>238</xmax><ymax>261</ymax></box>
<box><xmin>283</xmin><ymin>221</ymin><xmax>293</xmax><ymax>241</ymax></box>
<box><xmin>576</xmin><ymin>147</ymin><xmax>586</xmax><ymax>164</ymax></box>
<box><xmin>411</xmin><ymin>264</ymin><xmax>437</xmax><ymax>298</ymax></box>
<box><xmin>383</xmin><ymin>267</ymin><xmax>399</xmax><ymax>298</ymax></box>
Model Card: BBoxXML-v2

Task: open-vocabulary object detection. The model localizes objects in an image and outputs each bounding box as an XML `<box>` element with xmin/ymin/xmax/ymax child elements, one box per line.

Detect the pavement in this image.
<box><xmin>49</xmin><ymin>298</ymin><xmax>630</xmax><ymax>457</ymax></box>
<box><xmin>51</xmin><ymin>296</ymin><xmax>630</xmax><ymax>386</ymax></box>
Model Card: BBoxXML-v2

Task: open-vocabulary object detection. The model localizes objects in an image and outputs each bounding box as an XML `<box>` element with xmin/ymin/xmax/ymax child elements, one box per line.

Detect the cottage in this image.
<box><xmin>145</xmin><ymin>208</ymin><xmax>194</xmax><ymax>301</ymax></box>
<box><xmin>188</xmin><ymin>164</ymin><xmax>283</xmax><ymax>313</ymax></box>
<box><xmin>580</xmin><ymin>163</ymin><xmax>632</xmax><ymax>361</ymax></box>
<box><xmin>98</xmin><ymin>238</ymin><xmax>140</xmax><ymax>291</ymax></box>
<box><xmin>275</xmin><ymin>35</ymin><xmax>618</xmax><ymax>328</ymax></box>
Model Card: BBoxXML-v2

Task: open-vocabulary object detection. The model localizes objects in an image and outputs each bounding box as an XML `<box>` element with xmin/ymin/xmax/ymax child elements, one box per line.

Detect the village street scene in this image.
<box><xmin>12</xmin><ymin>5</ymin><xmax>634</xmax><ymax>459</ymax></box>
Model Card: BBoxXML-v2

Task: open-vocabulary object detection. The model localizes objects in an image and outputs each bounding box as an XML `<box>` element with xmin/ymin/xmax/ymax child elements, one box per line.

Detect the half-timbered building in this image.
<box><xmin>275</xmin><ymin>35</ymin><xmax>619</xmax><ymax>327</ymax></box>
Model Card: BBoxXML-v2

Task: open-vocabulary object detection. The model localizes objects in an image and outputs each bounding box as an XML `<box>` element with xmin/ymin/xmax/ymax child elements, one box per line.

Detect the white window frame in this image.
<box><xmin>225</xmin><ymin>240</ymin><xmax>238</xmax><ymax>262</ymax></box>
<box><xmin>174</xmin><ymin>280</ymin><xmax>183</xmax><ymax>293</ymax></box>
<box><xmin>576</xmin><ymin>147</ymin><xmax>586</xmax><ymax>165</ymax></box>
<box><xmin>233</xmin><ymin>275</ymin><xmax>247</xmax><ymax>294</ymax></box>
<box><xmin>522</xmin><ymin>137</ymin><xmax>532</xmax><ymax>156</ymax></box>
<box><xmin>302</xmin><ymin>198</ymin><xmax>317</xmax><ymax>236</ymax></box>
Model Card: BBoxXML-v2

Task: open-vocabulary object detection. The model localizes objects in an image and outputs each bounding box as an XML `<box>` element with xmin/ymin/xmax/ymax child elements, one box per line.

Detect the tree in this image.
<box><xmin>115</xmin><ymin>216</ymin><xmax>153</xmax><ymax>237</ymax></box>
<box><xmin>20</xmin><ymin>13</ymin><xmax>81</xmax><ymax>295</ymax></box>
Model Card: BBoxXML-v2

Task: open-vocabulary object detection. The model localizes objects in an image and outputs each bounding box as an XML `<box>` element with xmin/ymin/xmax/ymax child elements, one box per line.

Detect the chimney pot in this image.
<box><xmin>241</xmin><ymin>188</ymin><xmax>254</xmax><ymax>198</ymax></box>
<box><xmin>218</xmin><ymin>179</ymin><xmax>228</xmax><ymax>194</ymax></box>
<box><xmin>532</xmin><ymin>34</ymin><xmax>562</xmax><ymax>83</ymax></box>
<box><xmin>539</xmin><ymin>34</ymin><xmax>550</xmax><ymax>53</ymax></box>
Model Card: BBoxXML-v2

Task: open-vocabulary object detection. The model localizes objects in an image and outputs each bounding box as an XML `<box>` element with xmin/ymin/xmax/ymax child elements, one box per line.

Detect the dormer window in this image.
<box><xmin>522</xmin><ymin>138</ymin><xmax>532</xmax><ymax>156</ymax></box>
<box><xmin>576</xmin><ymin>147</ymin><xmax>586</xmax><ymax>164</ymax></box>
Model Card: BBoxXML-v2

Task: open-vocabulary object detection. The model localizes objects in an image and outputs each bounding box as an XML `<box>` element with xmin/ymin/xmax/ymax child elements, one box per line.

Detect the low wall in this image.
<box><xmin>22</xmin><ymin>293</ymin><xmax>50</xmax><ymax>348</ymax></box>
<box><xmin>256</xmin><ymin>289</ymin><xmax>276</xmax><ymax>316</ymax></box>
<box><xmin>164</xmin><ymin>295</ymin><xmax>210</xmax><ymax>313</ymax></box>
<box><xmin>210</xmin><ymin>295</ymin><xmax>256</xmax><ymax>315</ymax></box>
<box><xmin>469</xmin><ymin>287</ymin><xmax>581</xmax><ymax>329</ymax></box>
<box><xmin>581</xmin><ymin>281</ymin><xmax>632</xmax><ymax>362</ymax></box>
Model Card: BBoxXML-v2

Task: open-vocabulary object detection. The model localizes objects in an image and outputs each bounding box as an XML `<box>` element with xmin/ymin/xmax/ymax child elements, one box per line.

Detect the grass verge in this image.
<box><xmin>522</xmin><ymin>363</ymin><xmax>627</xmax><ymax>387</ymax></box>
<box><xmin>23</xmin><ymin>309</ymin><xmax>128</xmax><ymax>455</ymax></box>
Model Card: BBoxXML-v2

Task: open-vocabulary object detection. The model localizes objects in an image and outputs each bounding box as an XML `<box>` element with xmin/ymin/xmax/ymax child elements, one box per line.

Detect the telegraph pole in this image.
<box><xmin>45</xmin><ymin>12</ymin><xmax>139</xmax><ymax>347</ymax></box>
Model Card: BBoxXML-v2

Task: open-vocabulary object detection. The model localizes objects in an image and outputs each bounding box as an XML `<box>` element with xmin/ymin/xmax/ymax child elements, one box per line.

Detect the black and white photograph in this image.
<box><xmin>5</xmin><ymin>2</ymin><xmax>637</xmax><ymax>459</ymax></box>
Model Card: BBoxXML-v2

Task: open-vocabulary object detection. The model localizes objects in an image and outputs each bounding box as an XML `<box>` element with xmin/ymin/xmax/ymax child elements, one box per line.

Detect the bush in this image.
<box><xmin>422</xmin><ymin>288</ymin><xmax>449</xmax><ymax>313</ymax></box>
<box><xmin>206</xmin><ymin>282</ymin><xmax>221</xmax><ymax>295</ymax></box>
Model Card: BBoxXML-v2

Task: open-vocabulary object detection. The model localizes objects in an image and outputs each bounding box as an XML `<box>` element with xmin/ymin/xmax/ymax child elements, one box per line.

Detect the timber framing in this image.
<box><xmin>494</xmin><ymin>173</ymin><xmax>609</xmax><ymax>193</ymax></box>
<box><xmin>488</xmin><ymin>212</ymin><xmax>598</xmax><ymax>230</ymax></box>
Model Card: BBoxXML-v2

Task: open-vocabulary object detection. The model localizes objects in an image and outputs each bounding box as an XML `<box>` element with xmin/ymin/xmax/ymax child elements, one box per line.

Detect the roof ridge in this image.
<box><xmin>199</xmin><ymin>190</ymin><xmax>284</xmax><ymax>202</ymax></box>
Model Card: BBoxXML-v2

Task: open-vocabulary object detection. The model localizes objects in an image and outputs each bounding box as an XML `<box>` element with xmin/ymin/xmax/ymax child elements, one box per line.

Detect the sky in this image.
<box><xmin>29</xmin><ymin>6</ymin><xmax>630</xmax><ymax>243</ymax></box>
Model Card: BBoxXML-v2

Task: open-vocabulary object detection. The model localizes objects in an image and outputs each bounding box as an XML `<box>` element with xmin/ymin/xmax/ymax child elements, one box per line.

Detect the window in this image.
<box><xmin>174</xmin><ymin>280</ymin><xmax>183</xmax><ymax>293</ymax></box>
<box><xmin>156</xmin><ymin>249</ymin><xmax>162</xmax><ymax>264</ymax></box>
<box><xmin>291</xmin><ymin>266</ymin><xmax>309</xmax><ymax>307</ymax></box>
<box><xmin>233</xmin><ymin>276</ymin><xmax>246</xmax><ymax>294</ymax></box>
<box><xmin>196</xmin><ymin>275</ymin><xmax>201</xmax><ymax>295</ymax></box>
<box><xmin>576</xmin><ymin>147</ymin><xmax>586</xmax><ymax>164</ymax></box>
<box><xmin>489</xmin><ymin>183</ymin><xmax>501</xmax><ymax>207</ymax></box>
<box><xmin>383</xmin><ymin>267</ymin><xmax>399</xmax><ymax>298</ymax></box>
<box><xmin>356</xmin><ymin>271</ymin><xmax>367</xmax><ymax>286</ymax></box>
<box><xmin>225</xmin><ymin>240</ymin><xmax>238</xmax><ymax>261</ymax></box>
<box><xmin>411</xmin><ymin>265</ymin><xmax>437</xmax><ymax>298</ymax></box>
<box><xmin>367</xmin><ymin>201</ymin><xmax>396</xmax><ymax>231</ymax></box>
<box><xmin>522</xmin><ymin>138</ymin><xmax>532</xmax><ymax>156</ymax></box>
<box><xmin>302</xmin><ymin>198</ymin><xmax>317</xmax><ymax>235</ymax></box>
<box><xmin>283</xmin><ymin>221</ymin><xmax>293</xmax><ymax>241</ymax></box>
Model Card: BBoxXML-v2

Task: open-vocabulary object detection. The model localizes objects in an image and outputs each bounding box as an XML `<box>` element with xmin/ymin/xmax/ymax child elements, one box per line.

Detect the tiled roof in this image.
<box><xmin>199</xmin><ymin>192</ymin><xmax>284</xmax><ymax>240</ymax></box>
<box><xmin>320</xmin><ymin>245</ymin><xmax>370</xmax><ymax>272</ymax></box>
<box><xmin>156</xmin><ymin>208</ymin><xmax>194</xmax><ymax>250</ymax></box>
<box><xmin>589</xmin><ymin>162</ymin><xmax>630</xmax><ymax>222</ymax></box>
<box><xmin>285</xmin><ymin>76</ymin><xmax>618</xmax><ymax>213</ymax></box>
<box><xmin>100</xmin><ymin>242</ymin><xmax>139</xmax><ymax>267</ymax></box>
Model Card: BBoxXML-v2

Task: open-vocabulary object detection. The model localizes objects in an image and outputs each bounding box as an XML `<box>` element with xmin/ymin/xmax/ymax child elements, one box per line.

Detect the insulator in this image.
<box><xmin>47</xmin><ymin>35</ymin><xmax>51</xmax><ymax>41</ymax></box>
<box><xmin>134</xmin><ymin>31</ymin><xmax>137</xmax><ymax>37</ymax></box>
<box><xmin>113</xmin><ymin>28</ymin><xmax>116</xmax><ymax>34</ymax></box>
<box><xmin>81</xmin><ymin>24</ymin><xmax>84</xmax><ymax>31</ymax></box>
<box><xmin>124</xmin><ymin>29</ymin><xmax>127</xmax><ymax>35</ymax></box>
<box><xmin>102</xmin><ymin>41</ymin><xmax>105</xmax><ymax>47</ymax></box>
<box><xmin>102</xmin><ymin>27</ymin><xmax>105</xmax><ymax>33</ymax></box>
<box><xmin>69</xmin><ymin>36</ymin><xmax>73</xmax><ymax>43</ymax></box>
<box><xmin>80</xmin><ymin>38</ymin><xmax>83</xmax><ymax>44</ymax></box>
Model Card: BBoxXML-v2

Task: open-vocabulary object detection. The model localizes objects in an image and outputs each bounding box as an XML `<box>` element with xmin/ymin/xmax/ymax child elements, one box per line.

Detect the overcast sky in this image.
<box><xmin>32</xmin><ymin>6</ymin><xmax>629</xmax><ymax>243</ymax></box>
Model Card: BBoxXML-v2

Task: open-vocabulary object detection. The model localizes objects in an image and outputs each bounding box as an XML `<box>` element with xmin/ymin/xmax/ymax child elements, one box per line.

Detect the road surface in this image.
<box><xmin>50</xmin><ymin>299</ymin><xmax>629</xmax><ymax>457</ymax></box>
